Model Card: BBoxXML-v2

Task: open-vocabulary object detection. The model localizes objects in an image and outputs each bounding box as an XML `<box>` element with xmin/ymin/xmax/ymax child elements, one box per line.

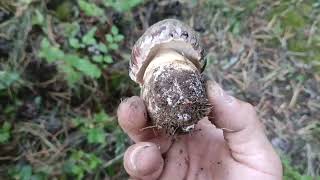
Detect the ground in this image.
<box><xmin>0</xmin><ymin>0</ymin><xmax>319</xmax><ymax>179</ymax></box>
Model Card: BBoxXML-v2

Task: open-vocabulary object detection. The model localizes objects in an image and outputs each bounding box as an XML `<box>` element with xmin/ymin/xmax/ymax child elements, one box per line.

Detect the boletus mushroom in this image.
<box><xmin>129</xmin><ymin>19</ymin><xmax>209</xmax><ymax>135</ymax></box>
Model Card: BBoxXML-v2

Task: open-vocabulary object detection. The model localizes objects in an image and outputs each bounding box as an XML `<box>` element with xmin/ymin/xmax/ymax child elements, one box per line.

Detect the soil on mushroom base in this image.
<box><xmin>143</xmin><ymin>64</ymin><xmax>210</xmax><ymax>135</ymax></box>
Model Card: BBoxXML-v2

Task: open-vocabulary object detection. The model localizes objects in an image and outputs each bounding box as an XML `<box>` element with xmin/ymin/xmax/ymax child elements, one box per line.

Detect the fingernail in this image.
<box><xmin>117</xmin><ymin>98</ymin><xmax>130</xmax><ymax>114</ymax></box>
<box><xmin>130</xmin><ymin>144</ymin><xmax>151</xmax><ymax>171</ymax></box>
<box><xmin>224</xmin><ymin>93</ymin><xmax>234</xmax><ymax>104</ymax></box>
<box><xmin>207</xmin><ymin>81</ymin><xmax>224</xmax><ymax>97</ymax></box>
<box><xmin>207</xmin><ymin>81</ymin><xmax>234</xmax><ymax>104</ymax></box>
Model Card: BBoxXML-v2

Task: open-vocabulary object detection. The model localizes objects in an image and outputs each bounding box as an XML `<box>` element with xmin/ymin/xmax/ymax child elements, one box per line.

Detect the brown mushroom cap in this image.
<box><xmin>130</xmin><ymin>19</ymin><xmax>206</xmax><ymax>84</ymax></box>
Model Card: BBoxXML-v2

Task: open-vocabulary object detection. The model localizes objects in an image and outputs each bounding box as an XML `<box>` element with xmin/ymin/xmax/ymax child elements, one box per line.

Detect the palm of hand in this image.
<box><xmin>155</xmin><ymin>120</ymin><xmax>275</xmax><ymax>180</ymax></box>
<box><xmin>118</xmin><ymin>82</ymin><xmax>282</xmax><ymax>180</ymax></box>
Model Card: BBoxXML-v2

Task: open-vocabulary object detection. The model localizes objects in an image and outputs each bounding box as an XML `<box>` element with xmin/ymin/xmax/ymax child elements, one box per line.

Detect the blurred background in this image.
<box><xmin>0</xmin><ymin>0</ymin><xmax>319</xmax><ymax>179</ymax></box>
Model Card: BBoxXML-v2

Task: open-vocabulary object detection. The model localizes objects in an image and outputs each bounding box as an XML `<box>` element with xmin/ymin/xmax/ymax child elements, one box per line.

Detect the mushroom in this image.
<box><xmin>129</xmin><ymin>19</ymin><xmax>209</xmax><ymax>135</ymax></box>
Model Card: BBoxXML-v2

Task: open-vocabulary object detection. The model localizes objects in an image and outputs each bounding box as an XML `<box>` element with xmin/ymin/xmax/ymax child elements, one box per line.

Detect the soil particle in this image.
<box><xmin>184</xmin><ymin>157</ymin><xmax>190</xmax><ymax>166</ymax></box>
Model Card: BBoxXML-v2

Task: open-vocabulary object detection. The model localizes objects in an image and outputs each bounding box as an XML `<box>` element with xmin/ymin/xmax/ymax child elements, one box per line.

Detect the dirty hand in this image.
<box><xmin>117</xmin><ymin>81</ymin><xmax>282</xmax><ymax>180</ymax></box>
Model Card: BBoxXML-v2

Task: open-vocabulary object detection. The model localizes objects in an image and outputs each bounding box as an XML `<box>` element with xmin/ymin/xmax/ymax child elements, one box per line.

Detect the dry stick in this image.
<box><xmin>306</xmin><ymin>144</ymin><xmax>315</xmax><ymax>177</ymax></box>
<box><xmin>14</xmin><ymin>123</ymin><xmax>58</xmax><ymax>151</ymax></box>
<box><xmin>102</xmin><ymin>152</ymin><xmax>125</xmax><ymax>169</ymax></box>
<box><xmin>0</xmin><ymin>156</ymin><xmax>18</xmax><ymax>161</ymax></box>
<box><xmin>49</xmin><ymin>92</ymin><xmax>71</xmax><ymax>101</ymax></box>
<box><xmin>289</xmin><ymin>81</ymin><xmax>303</xmax><ymax>109</ymax></box>
<box><xmin>140</xmin><ymin>125</ymin><xmax>158</xmax><ymax>131</ymax></box>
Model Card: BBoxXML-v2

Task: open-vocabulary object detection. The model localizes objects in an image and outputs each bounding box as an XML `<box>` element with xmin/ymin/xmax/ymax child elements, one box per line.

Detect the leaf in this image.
<box><xmin>69</xmin><ymin>38</ymin><xmax>82</xmax><ymax>49</ymax></box>
<box><xmin>97</xmin><ymin>43</ymin><xmax>108</xmax><ymax>53</ymax></box>
<box><xmin>71</xmin><ymin>165</ymin><xmax>83</xmax><ymax>179</ymax></box>
<box><xmin>103</xmin><ymin>55</ymin><xmax>113</xmax><ymax>63</ymax></box>
<box><xmin>77</xmin><ymin>59</ymin><xmax>101</xmax><ymax>78</ymax></box>
<box><xmin>114</xmin><ymin>34</ymin><xmax>124</xmax><ymax>42</ymax></box>
<box><xmin>0</xmin><ymin>71</ymin><xmax>20</xmax><ymax>90</ymax></box>
<box><xmin>106</xmin><ymin>34</ymin><xmax>113</xmax><ymax>43</ymax></box>
<box><xmin>39</xmin><ymin>39</ymin><xmax>64</xmax><ymax>63</ymax></box>
<box><xmin>273</xmin><ymin>20</ymin><xmax>284</xmax><ymax>35</ymax></box>
<box><xmin>92</xmin><ymin>55</ymin><xmax>103</xmax><ymax>63</ymax></box>
<box><xmin>0</xmin><ymin>122</ymin><xmax>11</xmax><ymax>143</ymax></box>
<box><xmin>103</xmin><ymin>0</ymin><xmax>142</xmax><ymax>12</ymax></box>
<box><xmin>111</xmin><ymin>26</ymin><xmax>119</xmax><ymax>35</ymax></box>
<box><xmin>108</xmin><ymin>43</ymin><xmax>118</xmax><ymax>50</ymax></box>
<box><xmin>62</xmin><ymin>22</ymin><xmax>80</xmax><ymax>37</ymax></box>
<box><xmin>82</xmin><ymin>27</ymin><xmax>97</xmax><ymax>45</ymax></box>
<box><xmin>32</xmin><ymin>10</ymin><xmax>44</xmax><ymax>25</ymax></box>
<box><xmin>55</xmin><ymin>1</ymin><xmax>74</xmax><ymax>21</ymax></box>
<box><xmin>78</xmin><ymin>0</ymin><xmax>104</xmax><ymax>17</ymax></box>
<box><xmin>94</xmin><ymin>111</ymin><xmax>109</xmax><ymax>123</ymax></box>
<box><xmin>282</xmin><ymin>9</ymin><xmax>305</xmax><ymax>29</ymax></box>
<box><xmin>20</xmin><ymin>165</ymin><xmax>32</xmax><ymax>180</ymax></box>
<box><xmin>87</xmin><ymin>155</ymin><xmax>102</xmax><ymax>170</ymax></box>
<box><xmin>65</xmin><ymin>54</ymin><xmax>101</xmax><ymax>78</ymax></box>
<box><xmin>71</xmin><ymin>117</ymin><xmax>85</xmax><ymax>127</ymax></box>
<box><xmin>231</xmin><ymin>20</ymin><xmax>241</xmax><ymax>35</ymax></box>
<box><xmin>63</xmin><ymin>160</ymin><xmax>75</xmax><ymax>174</ymax></box>
<box><xmin>61</xmin><ymin>65</ymin><xmax>82</xmax><ymax>85</ymax></box>
<box><xmin>87</xmin><ymin>128</ymin><xmax>105</xmax><ymax>144</ymax></box>
<box><xmin>2</xmin><ymin>122</ymin><xmax>11</xmax><ymax>131</ymax></box>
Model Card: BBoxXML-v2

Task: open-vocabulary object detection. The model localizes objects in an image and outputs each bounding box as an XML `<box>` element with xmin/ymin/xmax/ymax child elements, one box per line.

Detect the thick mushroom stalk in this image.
<box><xmin>129</xmin><ymin>19</ymin><xmax>209</xmax><ymax>135</ymax></box>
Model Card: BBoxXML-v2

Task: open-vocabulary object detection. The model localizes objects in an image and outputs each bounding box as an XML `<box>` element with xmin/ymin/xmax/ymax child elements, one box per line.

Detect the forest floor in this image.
<box><xmin>0</xmin><ymin>0</ymin><xmax>319</xmax><ymax>179</ymax></box>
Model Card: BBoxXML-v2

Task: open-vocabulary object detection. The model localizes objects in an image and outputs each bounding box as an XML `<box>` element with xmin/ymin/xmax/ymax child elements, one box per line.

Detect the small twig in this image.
<box><xmin>102</xmin><ymin>152</ymin><xmax>125</xmax><ymax>168</ymax></box>
<box><xmin>140</xmin><ymin>125</ymin><xmax>157</xmax><ymax>131</ymax></box>
<box><xmin>0</xmin><ymin>156</ymin><xmax>17</xmax><ymax>161</ymax></box>
<box><xmin>14</xmin><ymin>123</ymin><xmax>59</xmax><ymax>151</ymax></box>
<box><xmin>306</xmin><ymin>144</ymin><xmax>315</xmax><ymax>177</ymax></box>
<box><xmin>289</xmin><ymin>81</ymin><xmax>302</xmax><ymax>109</ymax></box>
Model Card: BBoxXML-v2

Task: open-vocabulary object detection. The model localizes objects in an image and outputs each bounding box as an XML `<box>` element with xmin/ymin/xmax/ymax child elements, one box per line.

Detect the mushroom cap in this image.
<box><xmin>130</xmin><ymin>19</ymin><xmax>206</xmax><ymax>84</ymax></box>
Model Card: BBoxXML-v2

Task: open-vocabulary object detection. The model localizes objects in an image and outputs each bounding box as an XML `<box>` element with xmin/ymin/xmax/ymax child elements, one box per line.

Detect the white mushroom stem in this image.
<box><xmin>143</xmin><ymin>48</ymin><xmax>198</xmax><ymax>85</ymax></box>
<box><xmin>141</xmin><ymin>48</ymin><xmax>203</xmax><ymax>130</ymax></box>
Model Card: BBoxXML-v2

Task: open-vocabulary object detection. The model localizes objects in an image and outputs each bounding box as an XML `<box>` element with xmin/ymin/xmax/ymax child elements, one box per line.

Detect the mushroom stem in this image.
<box><xmin>141</xmin><ymin>49</ymin><xmax>209</xmax><ymax>134</ymax></box>
<box><xmin>143</xmin><ymin>49</ymin><xmax>198</xmax><ymax>84</ymax></box>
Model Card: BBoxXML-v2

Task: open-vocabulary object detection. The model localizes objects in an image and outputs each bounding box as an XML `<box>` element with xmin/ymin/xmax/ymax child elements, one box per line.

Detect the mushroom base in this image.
<box><xmin>142</xmin><ymin>56</ymin><xmax>210</xmax><ymax>135</ymax></box>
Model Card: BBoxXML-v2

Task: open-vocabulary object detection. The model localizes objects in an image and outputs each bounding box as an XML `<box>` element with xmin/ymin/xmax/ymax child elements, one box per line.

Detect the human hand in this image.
<box><xmin>117</xmin><ymin>81</ymin><xmax>282</xmax><ymax>180</ymax></box>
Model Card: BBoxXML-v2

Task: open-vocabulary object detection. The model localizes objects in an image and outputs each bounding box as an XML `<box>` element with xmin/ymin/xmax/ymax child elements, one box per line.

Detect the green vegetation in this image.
<box><xmin>72</xmin><ymin>111</ymin><xmax>112</xmax><ymax>144</ymax></box>
<box><xmin>78</xmin><ymin>0</ymin><xmax>104</xmax><ymax>17</ymax></box>
<box><xmin>283</xmin><ymin>158</ymin><xmax>319</xmax><ymax>180</ymax></box>
<box><xmin>63</xmin><ymin>150</ymin><xmax>102</xmax><ymax>180</ymax></box>
<box><xmin>103</xmin><ymin>0</ymin><xmax>143</xmax><ymax>12</ymax></box>
<box><xmin>0</xmin><ymin>0</ymin><xmax>319</xmax><ymax>179</ymax></box>
<box><xmin>0</xmin><ymin>122</ymin><xmax>11</xmax><ymax>143</ymax></box>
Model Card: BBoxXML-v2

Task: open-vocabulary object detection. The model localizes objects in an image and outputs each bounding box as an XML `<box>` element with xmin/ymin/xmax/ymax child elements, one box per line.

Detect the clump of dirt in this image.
<box><xmin>142</xmin><ymin>64</ymin><xmax>209</xmax><ymax>135</ymax></box>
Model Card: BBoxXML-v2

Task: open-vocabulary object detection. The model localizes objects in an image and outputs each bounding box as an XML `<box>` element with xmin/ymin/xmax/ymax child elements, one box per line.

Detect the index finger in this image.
<box><xmin>117</xmin><ymin>96</ymin><xmax>173</xmax><ymax>153</ymax></box>
<box><xmin>117</xmin><ymin>96</ymin><xmax>155</xmax><ymax>142</ymax></box>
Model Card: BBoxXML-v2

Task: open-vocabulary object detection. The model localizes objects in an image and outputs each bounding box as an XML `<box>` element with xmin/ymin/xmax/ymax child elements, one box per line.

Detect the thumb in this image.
<box><xmin>206</xmin><ymin>80</ymin><xmax>261</xmax><ymax>133</ymax></box>
<box><xmin>124</xmin><ymin>142</ymin><xmax>163</xmax><ymax>180</ymax></box>
<box><xmin>206</xmin><ymin>81</ymin><xmax>282</xmax><ymax>178</ymax></box>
